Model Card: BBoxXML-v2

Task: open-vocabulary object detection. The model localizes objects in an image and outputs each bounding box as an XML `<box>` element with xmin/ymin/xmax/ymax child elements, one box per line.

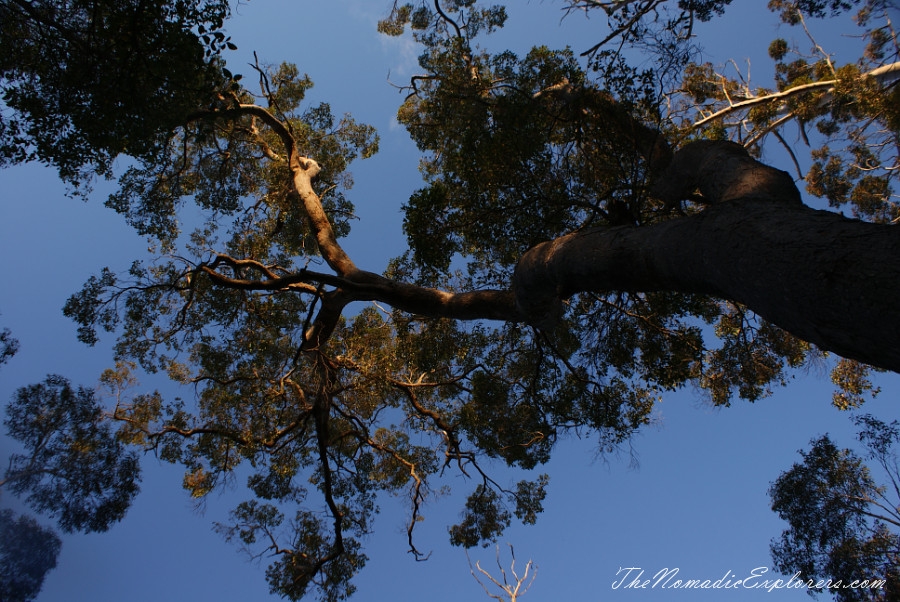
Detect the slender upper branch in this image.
<box><xmin>690</xmin><ymin>61</ymin><xmax>900</xmax><ymax>130</ymax></box>
<box><xmin>578</xmin><ymin>0</ymin><xmax>663</xmax><ymax>57</ymax></box>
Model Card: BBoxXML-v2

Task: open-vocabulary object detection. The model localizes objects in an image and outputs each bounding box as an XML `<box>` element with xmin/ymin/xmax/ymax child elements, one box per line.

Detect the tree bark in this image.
<box><xmin>512</xmin><ymin>141</ymin><xmax>900</xmax><ymax>372</ymax></box>
<box><xmin>201</xmin><ymin>103</ymin><xmax>900</xmax><ymax>373</ymax></box>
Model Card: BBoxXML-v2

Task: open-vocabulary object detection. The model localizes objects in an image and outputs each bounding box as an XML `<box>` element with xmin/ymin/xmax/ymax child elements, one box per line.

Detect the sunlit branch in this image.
<box><xmin>189</xmin><ymin>101</ymin><xmax>357</xmax><ymax>276</ymax></box>
<box><xmin>207</xmin><ymin>253</ymin><xmax>282</xmax><ymax>279</ymax></box>
<box><xmin>199</xmin><ymin>264</ymin><xmax>329</xmax><ymax>294</ymax></box>
<box><xmin>797</xmin><ymin>10</ymin><xmax>836</xmax><ymax>77</ymax></box>
<box><xmin>362</xmin><ymin>433</ymin><xmax>431</xmax><ymax>560</ymax></box>
<box><xmin>743</xmin><ymin>111</ymin><xmax>796</xmax><ymax>149</ymax></box>
<box><xmin>389</xmin><ymin>376</ymin><xmax>466</xmax><ymax>472</ymax></box>
<box><xmin>691</xmin><ymin>61</ymin><xmax>900</xmax><ymax>131</ymax></box>
<box><xmin>385</xmin><ymin>375</ymin><xmax>527</xmax><ymax>509</ymax></box>
<box><xmin>468</xmin><ymin>544</ymin><xmax>537</xmax><ymax>602</ymax></box>
<box><xmin>113</xmin><ymin>400</ymin><xmax>313</xmax><ymax>452</ymax></box>
<box><xmin>199</xmin><ymin>255</ymin><xmax>524</xmax><ymax>323</ymax></box>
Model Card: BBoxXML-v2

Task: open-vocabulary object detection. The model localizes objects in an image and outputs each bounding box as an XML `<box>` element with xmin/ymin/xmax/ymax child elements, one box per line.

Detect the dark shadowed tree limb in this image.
<box><xmin>512</xmin><ymin>140</ymin><xmax>900</xmax><ymax>372</ymax></box>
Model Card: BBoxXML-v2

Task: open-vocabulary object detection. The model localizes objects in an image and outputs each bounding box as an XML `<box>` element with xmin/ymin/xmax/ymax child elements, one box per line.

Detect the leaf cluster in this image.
<box><xmin>0</xmin><ymin>326</ymin><xmax>18</xmax><ymax>367</ymax></box>
<box><xmin>0</xmin><ymin>509</ymin><xmax>62</xmax><ymax>602</ymax></box>
<box><xmin>769</xmin><ymin>416</ymin><xmax>900</xmax><ymax>601</ymax></box>
<box><xmin>3</xmin><ymin>375</ymin><xmax>142</xmax><ymax>533</ymax></box>
<box><xmin>0</xmin><ymin>0</ymin><xmax>232</xmax><ymax>191</ymax></box>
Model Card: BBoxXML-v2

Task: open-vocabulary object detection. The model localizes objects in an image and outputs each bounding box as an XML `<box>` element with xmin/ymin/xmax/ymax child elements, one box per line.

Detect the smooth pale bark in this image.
<box><xmin>512</xmin><ymin>141</ymin><xmax>900</xmax><ymax>372</ymax></box>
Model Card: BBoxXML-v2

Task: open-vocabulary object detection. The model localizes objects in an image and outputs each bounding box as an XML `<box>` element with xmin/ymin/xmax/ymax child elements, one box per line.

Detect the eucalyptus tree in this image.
<box><xmin>0</xmin><ymin>509</ymin><xmax>62</xmax><ymax>602</ymax></box>
<box><xmin>0</xmin><ymin>0</ymin><xmax>232</xmax><ymax>190</ymax></box>
<box><xmin>0</xmin><ymin>331</ymin><xmax>61</xmax><ymax>602</ymax></box>
<box><xmin>2</xmin><ymin>0</ymin><xmax>899</xmax><ymax>600</ymax></box>
<box><xmin>769</xmin><ymin>415</ymin><xmax>900</xmax><ymax>601</ymax></box>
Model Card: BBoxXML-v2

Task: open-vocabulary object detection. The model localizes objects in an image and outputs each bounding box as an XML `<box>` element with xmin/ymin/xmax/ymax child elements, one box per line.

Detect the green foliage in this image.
<box><xmin>768</xmin><ymin>0</ymin><xmax>861</xmax><ymax>21</ymax></box>
<box><xmin>769</xmin><ymin>417</ymin><xmax>900</xmax><ymax>601</ymax></box>
<box><xmin>449</xmin><ymin>485</ymin><xmax>511</xmax><ymax>548</ymax></box>
<box><xmin>0</xmin><ymin>509</ymin><xmax>62</xmax><ymax>602</ymax></box>
<box><xmin>0</xmin><ymin>0</ymin><xmax>232</xmax><ymax>191</ymax></box>
<box><xmin>830</xmin><ymin>359</ymin><xmax>882</xmax><ymax>410</ymax></box>
<box><xmin>683</xmin><ymin>62</ymin><xmax>725</xmax><ymax>103</ymax></box>
<box><xmin>2</xmin><ymin>1</ymin><xmax>898</xmax><ymax>599</ymax></box>
<box><xmin>3</xmin><ymin>375</ymin><xmax>142</xmax><ymax>533</ymax></box>
<box><xmin>701</xmin><ymin>306</ymin><xmax>810</xmax><ymax>405</ymax></box>
<box><xmin>263</xmin><ymin>512</ymin><xmax>367</xmax><ymax>602</ymax></box>
<box><xmin>378</xmin><ymin>1</ymin><xmax>508</xmax><ymax>41</ymax></box>
<box><xmin>398</xmin><ymin>36</ymin><xmax>675</xmax><ymax>277</ymax></box>
<box><xmin>676</xmin><ymin>0</ymin><xmax>733</xmax><ymax>21</ymax></box>
<box><xmin>213</xmin><ymin>501</ymin><xmax>367</xmax><ymax>602</ymax></box>
<box><xmin>100</xmin><ymin>63</ymin><xmax>376</xmax><ymax>250</ymax></box>
<box><xmin>0</xmin><ymin>324</ymin><xmax>18</xmax><ymax>367</ymax></box>
<box><xmin>62</xmin><ymin>267</ymin><xmax>118</xmax><ymax>345</ymax></box>
<box><xmin>460</xmin><ymin>369</ymin><xmax>552</xmax><ymax>469</ymax></box>
<box><xmin>513</xmin><ymin>474</ymin><xmax>550</xmax><ymax>525</ymax></box>
<box><xmin>769</xmin><ymin>38</ymin><xmax>790</xmax><ymax>61</ymax></box>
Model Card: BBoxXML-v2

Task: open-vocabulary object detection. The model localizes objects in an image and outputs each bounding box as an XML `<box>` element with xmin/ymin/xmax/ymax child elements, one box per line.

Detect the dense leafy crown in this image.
<box><xmin>0</xmin><ymin>509</ymin><xmax>62</xmax><ymax>602</ymax></box>
<box><xmin>1</xmin><ymin>0</ymin><xmax>898</xmax><ymax>600</ymax></box>
<box><xmin>769</xmin><ymin>415</ymin><xmax>900</xmax><ymax>602</ymax></box>
<box><xmin>0</xmin><ymin>0</ymin><xmax>231</xmax><ymax>189</ymax></box>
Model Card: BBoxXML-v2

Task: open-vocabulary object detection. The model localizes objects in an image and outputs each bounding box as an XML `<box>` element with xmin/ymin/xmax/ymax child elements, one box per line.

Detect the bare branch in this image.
<box><xmin>468</xmin><ymin>544</ymin><xmax>537</xmax><ymax>602</ymax></box>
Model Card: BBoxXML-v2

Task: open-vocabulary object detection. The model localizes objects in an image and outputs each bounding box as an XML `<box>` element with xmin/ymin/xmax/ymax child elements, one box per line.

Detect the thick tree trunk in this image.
<box><xmin>512</xmin><ymin>141</ymin><xmax>900</xmax><ymax>372</ymax></box>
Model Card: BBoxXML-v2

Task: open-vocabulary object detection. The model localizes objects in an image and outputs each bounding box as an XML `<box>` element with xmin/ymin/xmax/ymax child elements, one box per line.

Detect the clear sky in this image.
<box><xmin>1</xmin><ymin>2</ymin><xmax>898</xmax><ymax>601</ymax></box>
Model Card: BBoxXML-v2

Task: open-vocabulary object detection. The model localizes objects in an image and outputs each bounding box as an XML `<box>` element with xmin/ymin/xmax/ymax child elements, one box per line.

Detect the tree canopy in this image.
<box><xmin>1</xmin><ymin>0</ymin><xmax>899</xmax><ymax>600</ymax></box>
<box><xmin>0</xmin><ymin>0</ymin><xmax>232</xmax><ymax>190</ymax></box>
<box><xmin>0</xmin><ymin>509</ymin><xmax>62</xmax><ymax>602</ymax></box>
<box><xmin>770</xmin><ymin>415</ymin><xmax>900</xmax><ymax>601</ymax></box>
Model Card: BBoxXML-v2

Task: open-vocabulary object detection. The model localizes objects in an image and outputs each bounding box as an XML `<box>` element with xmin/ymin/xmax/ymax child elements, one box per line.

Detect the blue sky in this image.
<box><xmin>1</xmin><ymin>2</ymin><xmax>898</xmax><ymax>601</ymax></box>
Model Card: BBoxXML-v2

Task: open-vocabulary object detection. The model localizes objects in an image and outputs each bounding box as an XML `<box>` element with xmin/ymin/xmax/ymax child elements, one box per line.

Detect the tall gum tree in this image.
<box><xmin>2</xmin><ymin>0</ymin><xmax>899</xmax><ymax>599</ymax></box>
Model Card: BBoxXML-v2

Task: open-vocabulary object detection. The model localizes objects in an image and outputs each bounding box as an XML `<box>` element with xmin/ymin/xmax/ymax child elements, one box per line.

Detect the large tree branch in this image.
<box><xmin>192</xmin><ymin>103</ymin><xmax>900</xmax><ymax>373</ymax></box>
<box><xmin>346</xmin><ymin>271</ymin><xmax>521</xmax><ymax>321</ymax></box>
<box><xmin>290</xmin><ymin>158</ymin><xmax>358</xmax><ymax>276</ymax></box>
<box><xmin>200</xmin><ymin>261</ymin><xmax>523</xmax><ymax>323</ymax></box>
<box><xmin>512</xmin><ymin>140</ymin><xmax>900</xmax><ymax>372</ymax></box>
